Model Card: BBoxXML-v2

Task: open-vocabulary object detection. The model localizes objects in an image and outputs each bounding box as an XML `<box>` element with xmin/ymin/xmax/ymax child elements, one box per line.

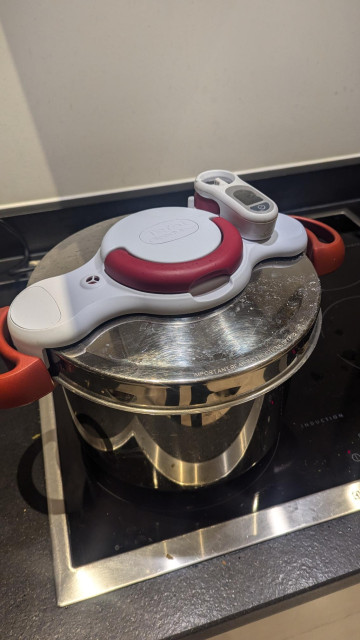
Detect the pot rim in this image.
<box><xmin>52</xmin><ymin>313</ymin><xmax>321</xmax><ymax>414</ymax></box>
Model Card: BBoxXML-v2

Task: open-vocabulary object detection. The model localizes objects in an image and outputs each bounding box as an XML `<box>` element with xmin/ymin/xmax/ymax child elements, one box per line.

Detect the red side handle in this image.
<box><xmin>0</xmin><ymin>307</ymin><xmax>55</xmax><ymax>409</ymax></box>
<box><xmin>292</xmin><ymin>216</ymin><xmax>345</xmax><ymax>276</ymax></box>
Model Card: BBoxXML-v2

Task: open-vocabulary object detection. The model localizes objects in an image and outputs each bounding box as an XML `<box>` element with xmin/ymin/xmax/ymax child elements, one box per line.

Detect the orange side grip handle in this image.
<box><xmin>0</xmin><ymin>306</ymin><xmax>55</xmax><ymax>409</ymax></box>
<box><xmin>292</xmin><ymin>216</ymin><xmax>345</xmax><ymax>276</ymax></box>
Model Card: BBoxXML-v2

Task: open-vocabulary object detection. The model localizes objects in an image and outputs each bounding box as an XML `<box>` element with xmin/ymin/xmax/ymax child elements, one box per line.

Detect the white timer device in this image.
<box><xmin>194</xmin><ymin>169</ymin><xmax>278</xmax><ymax>241</ymax></box>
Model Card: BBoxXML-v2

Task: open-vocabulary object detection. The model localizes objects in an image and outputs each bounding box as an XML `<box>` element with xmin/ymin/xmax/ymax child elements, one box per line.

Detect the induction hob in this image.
<box><xmin>39</xmin><ymin>209</ymin><xmax>360</xmax><ymax>605</ymax></box>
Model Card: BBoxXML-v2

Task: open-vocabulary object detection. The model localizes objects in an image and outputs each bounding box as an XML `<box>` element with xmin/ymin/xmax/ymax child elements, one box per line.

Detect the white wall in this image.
<box><xmin>1</xmin><ymin>0</ymin><xmax>360</xmax><ymax>208</ymax></box>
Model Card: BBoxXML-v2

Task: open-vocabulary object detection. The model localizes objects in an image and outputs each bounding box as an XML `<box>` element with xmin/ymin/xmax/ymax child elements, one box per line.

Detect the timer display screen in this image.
<box><xmin>233</xmin><ymin>189</ymin><xmax>262</xmax><ymax>205</ymax></box>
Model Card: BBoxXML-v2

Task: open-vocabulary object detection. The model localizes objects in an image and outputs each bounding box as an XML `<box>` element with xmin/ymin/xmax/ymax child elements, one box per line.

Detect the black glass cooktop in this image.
<box><xmin>53</xmin><ymin>210</ymin><xmax>360</xmax><ymax>569</ymax></box>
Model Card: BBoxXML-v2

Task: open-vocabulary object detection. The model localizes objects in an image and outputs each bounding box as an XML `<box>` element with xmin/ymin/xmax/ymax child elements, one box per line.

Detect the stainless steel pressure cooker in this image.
<box><xmin>0</xmin><ymin>170</ymin><xmax>345</xmax><ymax>489</ymax></box>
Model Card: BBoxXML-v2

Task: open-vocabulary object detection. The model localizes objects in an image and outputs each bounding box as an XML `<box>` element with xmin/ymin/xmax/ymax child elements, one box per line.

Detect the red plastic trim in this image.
<box><xmin>0</xmin><ymin>307</ymin><xmax>55</xmax><ymax>409</ymax></box>
<box><xmin>292</xmin><ymin>216</ymin><xmax>345</xmax><ymax>276</ymax></box>
<box><xmin>104</xmin><ymin>217</ymin><xmax>243</xmax><ymax>294</ymax></box>
<box><xmin>194</xmin><ymin>193</ymin><xmax>220</xmax><ymax>215</ymax></box>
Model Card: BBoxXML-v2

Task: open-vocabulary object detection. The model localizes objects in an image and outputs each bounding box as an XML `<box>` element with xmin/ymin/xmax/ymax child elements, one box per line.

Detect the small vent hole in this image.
<box><xmin>86</xmin><ymin>275</ymin><xmax>100</xmax><ymax>284</ymax></box>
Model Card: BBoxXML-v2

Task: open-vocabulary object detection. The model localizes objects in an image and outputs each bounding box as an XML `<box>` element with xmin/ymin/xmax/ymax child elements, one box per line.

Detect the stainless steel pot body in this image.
<box><xmin>64</xmin><ymin>385</ymin><xmax>283</xmax><ymax>490</ymax></box>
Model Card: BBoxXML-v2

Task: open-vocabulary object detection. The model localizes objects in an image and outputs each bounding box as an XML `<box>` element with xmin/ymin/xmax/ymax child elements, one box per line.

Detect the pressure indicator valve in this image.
<box><xmin>194</xmin><ymin>170</ymin><xmax>279</xmax><ymax>241</ymax></box>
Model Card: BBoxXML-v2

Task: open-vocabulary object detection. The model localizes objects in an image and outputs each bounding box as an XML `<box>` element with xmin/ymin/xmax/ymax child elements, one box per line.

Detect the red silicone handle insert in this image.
<box><xmin>0</xmin><ymin>306</ymin><xmax>55</xmax><ymax>409</ymax></box>
<box><xmin>104</xmin><ymin>217</ymin><xmax>243</xmax><ymax>293</ymax></box>
<box><xmin>292</xmin><ymin>216</ymin><xmax>345</xmax><ymax>276</ymax></box>
<box><xmin>194</xmin><ymin>192</ymin><xmax>220</xmax><ymax>215</ymax></box>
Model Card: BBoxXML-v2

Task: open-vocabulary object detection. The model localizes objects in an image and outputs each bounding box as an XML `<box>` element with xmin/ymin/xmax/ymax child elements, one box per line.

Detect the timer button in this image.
<box><xmin>250</xmin><ymin>202</ymin><xmax>271</xmax><ymax>212</ymax></box>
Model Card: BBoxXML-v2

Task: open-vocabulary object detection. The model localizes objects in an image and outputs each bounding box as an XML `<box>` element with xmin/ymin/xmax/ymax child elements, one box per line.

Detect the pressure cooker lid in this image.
<box><xmin>29</xmin><ymin>216</ymin><xmax>321</xmax><ymax>413</ymax></box>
